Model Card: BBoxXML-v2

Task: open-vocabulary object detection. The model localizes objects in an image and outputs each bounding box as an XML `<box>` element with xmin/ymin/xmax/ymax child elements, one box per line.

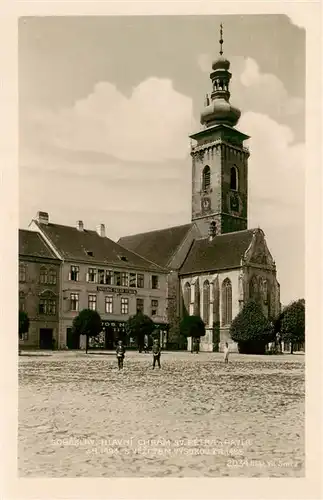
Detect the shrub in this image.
<box><xmin>230</xmin><ymin>300</ymin><xmax>274</xmax><ymax>354</ymax></box>
<box><xmin>280</xmin><ymin>299</ymin><xmax>305</xmax><ymax>354</ymax></box>
<box><xmin>180</xmin><ymin>315</ymin><xmax>205</xmax><ymax>339</ymax></box>
<box><xmin>72</xmin><ymin>309</ymin><xmax>102</xmax><ymax>353</ymax></box>
<box><xmin>126</xmin><ymin>312</ymin><xmax>155</xmax><ymax>352</ymax></box>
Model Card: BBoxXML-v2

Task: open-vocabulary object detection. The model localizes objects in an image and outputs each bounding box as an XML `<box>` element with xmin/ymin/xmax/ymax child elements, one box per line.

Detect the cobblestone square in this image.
<box><xmin>18</xmin><ymin>351</ymin><xmax>304</xmax><ymax>477</ymax></box>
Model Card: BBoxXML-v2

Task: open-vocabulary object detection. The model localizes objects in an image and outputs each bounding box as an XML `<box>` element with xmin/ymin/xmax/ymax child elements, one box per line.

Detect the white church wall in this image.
<box><xmin>180</xmin><ymin>268</ymin><xmax>241</xmax><ymax>352</ymax></box>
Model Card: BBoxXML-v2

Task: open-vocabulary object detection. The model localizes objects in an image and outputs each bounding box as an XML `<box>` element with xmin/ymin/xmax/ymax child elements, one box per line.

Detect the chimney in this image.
<box><xmin>208</xmin><ymin>220</ymin><xmax>217</xmax><ymax>241</ymax></box>
<box><xmin>76</xmin><ymin>220</ymin><xmax>84</xmax><ymax>231</ymax></box>
<box><xmin>36</xmin><ymin>211</ymin><xmax>49</xmax><ymax>225</ymax></box>
<box><xmin>96</xmin><ymin>223</ymin><xmax>106</xmax><ymax>238</ymax></box>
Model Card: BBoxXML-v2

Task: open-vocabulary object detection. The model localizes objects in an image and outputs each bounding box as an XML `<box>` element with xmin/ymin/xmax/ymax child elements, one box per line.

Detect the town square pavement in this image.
<box><xmin>18</xmin><ymin>350</ymin><xmax>304</xmax><ymax>477</ymax></box>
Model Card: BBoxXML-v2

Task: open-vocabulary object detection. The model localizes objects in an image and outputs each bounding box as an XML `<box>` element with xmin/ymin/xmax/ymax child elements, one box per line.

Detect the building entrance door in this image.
<box><xmin>66</xmin><ymin>327</ymin><xmax>80</xmax><ymax>349</ymax></box>
<box><xmin>39</xmin><ymin>328</ymin><xmax>53</xmax><ymax>349</ymax></box>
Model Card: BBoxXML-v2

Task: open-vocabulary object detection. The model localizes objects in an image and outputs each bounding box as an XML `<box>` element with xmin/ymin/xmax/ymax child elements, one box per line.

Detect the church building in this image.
<box><xmin>118</xmin><ymin>26</ymin><xmax>281</xmax><ymax>352</ymax></box>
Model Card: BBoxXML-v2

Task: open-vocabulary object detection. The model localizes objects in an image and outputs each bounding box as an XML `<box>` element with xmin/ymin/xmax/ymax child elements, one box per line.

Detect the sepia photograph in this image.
<box><xmin>16</xmin><ymin>11</ymin><xmax>309</xmax><ymax>482</ymax></box>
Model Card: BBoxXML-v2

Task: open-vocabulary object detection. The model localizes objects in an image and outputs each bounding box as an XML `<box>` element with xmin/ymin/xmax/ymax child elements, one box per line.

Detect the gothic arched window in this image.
<box><xmin>249</xmin><ymin>276</ymin><xmax>259</xmax><ymax>301</ymax></box>
<box><xmin>221</xmin><ymin>278</ymin><xmax>232</xmax><ymax>326</ymax></box>
<box><xmin>230</xmin><ymin>166</ymin><xmax>238</xmax><ymax>191</ymax></box>
<box><xmin>262</xmin><ymin>279</ymin><xmax>268</xmax><ymax>304</ymax></box>
<box><xmin>202</xmin><ymin>280</ymin><xmax>210</xmax><ymax>324</ymax></box>
<box><xmin>193</xmin><ymin>280</ymin><xmax>200</xmax><ymax>316</ymax></box>
<box><xmin>183</xmin><ymin>282</ymin><xmax>191</xmax><ymax>314</ymax></box>
<box><xmin>202</xmin><ymin>165</ymin><xmax>211</xmax><ymax>192</ymax></box>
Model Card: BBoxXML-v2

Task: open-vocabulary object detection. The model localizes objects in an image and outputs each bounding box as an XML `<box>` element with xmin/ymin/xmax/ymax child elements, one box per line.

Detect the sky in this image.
<box><xmin>18</xmin><ymin>15</ymin><xmax>305</xmax><ymax>305</ymax></box>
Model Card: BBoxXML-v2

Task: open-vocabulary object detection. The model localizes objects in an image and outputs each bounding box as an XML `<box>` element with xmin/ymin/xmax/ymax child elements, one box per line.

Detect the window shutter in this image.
<box><xmin>86</xmin><ymin>273</ymin><xmax>89</xmax><ymax>282</ymax></box>
<box><xmin>68</xmin><ymin>272</ymin><xmax>71</xmax><ymax>281</ymax></box>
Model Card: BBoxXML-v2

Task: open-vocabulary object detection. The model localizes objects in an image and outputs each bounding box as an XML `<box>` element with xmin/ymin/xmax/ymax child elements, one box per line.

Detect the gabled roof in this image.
<box><xmin>118</xmin><ymin>223</ymin><xmax>194</xmax><ymax>268</ymax></box>
<box><xmin>34</xmin><ymin>222</ymin><xmax>167</xmax><ymax>272</ymax></box>
<box><xmin>180</xmin><ymin>229</ymin><xmax>255</xmax><ymax>275</ymax></box>
<box><xmin>19</xmin><ymin>229</ymin><xmax>59</xmax><ymax>260</ymax></box>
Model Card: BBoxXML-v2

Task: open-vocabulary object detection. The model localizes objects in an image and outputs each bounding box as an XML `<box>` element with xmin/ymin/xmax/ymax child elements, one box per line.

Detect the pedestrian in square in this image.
<box><xmin>116</xmin><ymin>340</ymin><xmax>125</xmax><ymax>370</ymax></box>
<box><xmin>152</xmin><ymin>339</ymin><xmax>161</xmax><ymax>369</ymax></box>
<box><xmin>224</xmin><ymin>342</ymin><xmax>230</xmax><ymax>364</ymax></box>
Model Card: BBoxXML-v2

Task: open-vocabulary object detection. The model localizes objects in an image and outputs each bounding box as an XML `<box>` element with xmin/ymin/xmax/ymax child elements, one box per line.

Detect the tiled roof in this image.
<box><xmin>180</xmin><ymin>229</ymin><xmax>255</xmax><ymax>275</ymax></box>
<box><xmin>118</xmin><ymin>223</ymin><xmax>194</xmax><ymax>268</ymax></box>
<box><xmin>19</xmin><ymin>229</ymin><xmax>59</xmax><ymax>260</ymax></box>
<box><xmin>35</xmin><ymin>222</ymin><xmax>167</xmax><ymax>272</ymax></box>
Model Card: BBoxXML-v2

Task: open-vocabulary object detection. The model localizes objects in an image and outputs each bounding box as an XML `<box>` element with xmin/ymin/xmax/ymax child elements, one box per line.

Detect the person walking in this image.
<box><xmin>152</xmin><ymin>339</ymin><xmax>161</xmax><ymax>369</ymax></box>
<box><xmin>116</xmin><ymin>340</ymin><xmax>125</xmax><ymax>370</ymax></box>
<box><xmin>224</xmin><ymin>342</ymin><xmax>230</xmax><ymax>364</ymax></box>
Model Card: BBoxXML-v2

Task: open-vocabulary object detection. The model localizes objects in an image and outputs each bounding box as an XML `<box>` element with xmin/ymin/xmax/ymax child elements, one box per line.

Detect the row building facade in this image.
<box><xmin>23</xmin><ymin>212</ymin><xmax>169</xmax><ymax>349</ymax></box>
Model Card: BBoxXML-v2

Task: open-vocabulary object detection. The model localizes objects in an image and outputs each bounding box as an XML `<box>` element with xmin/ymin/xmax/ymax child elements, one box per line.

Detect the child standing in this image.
<box><xmin>116</xmin><ymin>340</ymin><xmax>125</xmax><ymax>370</ymax></box>
<box><xmin>152</xmin><ymin>339</ymin><xmax>161</xmax><ymax>369</ymax></box>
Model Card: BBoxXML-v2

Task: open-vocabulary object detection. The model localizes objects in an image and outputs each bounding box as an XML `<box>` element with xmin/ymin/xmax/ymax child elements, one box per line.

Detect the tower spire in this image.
<box><xmin>219</xmin><ymin>23</ymin><xmax>224</xmax><ymax>56</ymax></box>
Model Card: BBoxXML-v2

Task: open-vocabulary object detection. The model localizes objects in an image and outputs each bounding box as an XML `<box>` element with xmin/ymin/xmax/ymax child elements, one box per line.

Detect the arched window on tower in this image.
<box><xmin>230</xmin><ymin>166</ymin><xmax>238</xmax><ymax>191</ymax></box>
<box><xmin>202</xmin><ymin>165</ymin><xmax>211</xmax><ymax>192</ymax></box>
<box><xmin>221</xmin><ymin>278</ymin><xmax>232</xmax><ymax>326</ymax></box>
<box><xmin>202</xmin><ymin>280</ymin><xmax>210</xmax><ymax>324</ymax></box>
<box><xmin>183</xmin><ymin>282</ymin><xmax>191</xmax><ymax>315</ymax></box>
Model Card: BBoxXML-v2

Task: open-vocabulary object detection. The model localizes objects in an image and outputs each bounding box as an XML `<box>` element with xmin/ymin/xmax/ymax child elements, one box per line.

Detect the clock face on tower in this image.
<box><xmin>201</xmin><ymin>196</ymin><xmax>211</xmax><ymax>213</ymax></box>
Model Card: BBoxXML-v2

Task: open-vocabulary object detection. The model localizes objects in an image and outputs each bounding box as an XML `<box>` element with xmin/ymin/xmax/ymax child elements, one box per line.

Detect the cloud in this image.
<box><xmin>22</xmin><ymin>78</ymin><xmax>195</xmax><ymax>164</ymax></box>
<box><xmin>237</xmin><ymin>58</ymin><xmax>303</xmax><ymax>116</ymax></box>
<box><xmin>239</xmin><ymin>111</ymin><xmax>305</xmax><ymax>303</ymax></box>
<box><xmin>197</xmin><ymin>54</ymin><xmax>304</xmax><ymax>122</ymax></box>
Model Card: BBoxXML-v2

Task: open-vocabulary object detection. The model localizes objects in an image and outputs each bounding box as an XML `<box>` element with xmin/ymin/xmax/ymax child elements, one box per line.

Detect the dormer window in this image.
<box><xmin>118</xmin><ymin>255</ymin><xmax>128</xmax><ymax>262</ymax></box>
<box><xmin>87</xmin><ymin>251</ymin><xmax>94</xmax><ymax>257</ymax></box>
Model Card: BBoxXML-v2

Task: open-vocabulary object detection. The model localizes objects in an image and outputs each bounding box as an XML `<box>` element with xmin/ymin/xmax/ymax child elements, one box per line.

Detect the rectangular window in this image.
<box><xmin>19</xmin><ymin>264</ymin><xmax>26</xmax><ymax>283</ymax></box>
<box><xmin>40</xmin><ymin>268</ymin><xmax>48</xmax><ymax>284</ymax></box>
<box><xmin>121</xmin><ymin>297</ymin><xmax>129</xmax><ymax>315</ymax></box>
<box><xmin>98</xmin><ymin>269</ymin><xmax>105</xmax><ymax>284</ymax></box>
<box><xmin>39</xmin><ymin>298</ymin><xmax>46</xmax><ymax>315</ymax></box>
<box><xmin>47</xmin><ymin>299</ymin><xmax>56</xmax><ymax>315</ymax></box>
<box><xmin>70</xmin><ymin>293</ymin><xmax>79</xmax><ymax>312</ymax></box>
<box><xmin>88</xmin><ymin>268</ymin><xmax>97</xmax><ymax>283</ymax></box>
<box><xmin>136</xmin><ymin>298</ymin><xmax>144</xmax><ymax>314</ymax></box>
<box><xmin>137</xmin><ymin>274</ymin><xmax>144</xmax><ymax>288</ymax></box>
<box><xmin>106</xmin><ymin>270</ymin><xmax>114</xmax><ymax>285</ymax></box>
<box><xmin>88</xmin><ymin>294</ymin><xmax>97</xmax><ymax>310</ymax></box>
<box><xmin>39</xmin><ymin>298</ymin><xmax>56</xmax><ymax>315</ymax></box>
<box><xmin>129</xmin><ymin>273</ymin><xmax>136</xmax><ymax>288</ymax></box>
<box><xmin>114</xmin><ymin>271</ymin><xmax>121</xmax><ymax>286</ymax></box>
<box><xmin>151</xmin><ymin>299</ymin><xmax>159</xmax><ymax>316</ymax></box>
<box><xmin>105</xmin><ymin>296</ymin><xmax>113</xmax><ymax>314</ymax></box>
<box><xmin>121</xmin><ymin>272</ymin><xmax>129</xmax><ymax>287</ymax></box>
<box><xmin>70</xmin><ymin>266</ymin><xmax>79</xmax><ymax>282</ymax></box>
<box><xmin>48</xmin><ymin>270</ymin><xmax>57</xmax><ymax>285</ymax></box>
<box><xmin>151</xmin><ymin>275</ymin><xmax>159</xmax><ymax>290</ymax></box>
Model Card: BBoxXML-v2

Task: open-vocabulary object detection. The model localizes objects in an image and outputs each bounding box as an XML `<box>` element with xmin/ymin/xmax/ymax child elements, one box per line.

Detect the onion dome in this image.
<box><xmin>200</xmin><ymin>23</ymin><xmax>241</xmax><ymax>128</ymax></box>
<box><xmin>200</xmin><ymin>99</ymin><xmax>241</xmax><ymax>127</ymax></box>
<box><xmin>212</xmin><ymin>56</ymin><xmax>230</xmax><ymax>71</ymax></box>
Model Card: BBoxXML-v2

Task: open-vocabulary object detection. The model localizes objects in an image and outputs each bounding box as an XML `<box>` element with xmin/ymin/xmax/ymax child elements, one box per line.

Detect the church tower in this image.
<box><xmin>190</xmin><ymin>25</ymin><xmax>250</xmax><ymax>237</ymax></box>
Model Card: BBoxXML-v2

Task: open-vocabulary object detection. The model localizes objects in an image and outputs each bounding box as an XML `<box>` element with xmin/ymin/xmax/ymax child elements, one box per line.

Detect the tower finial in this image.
<box><xmin>219</xmin><ymin>23</ymin><xmax>223</xmax><ymax>56</ymax></box>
